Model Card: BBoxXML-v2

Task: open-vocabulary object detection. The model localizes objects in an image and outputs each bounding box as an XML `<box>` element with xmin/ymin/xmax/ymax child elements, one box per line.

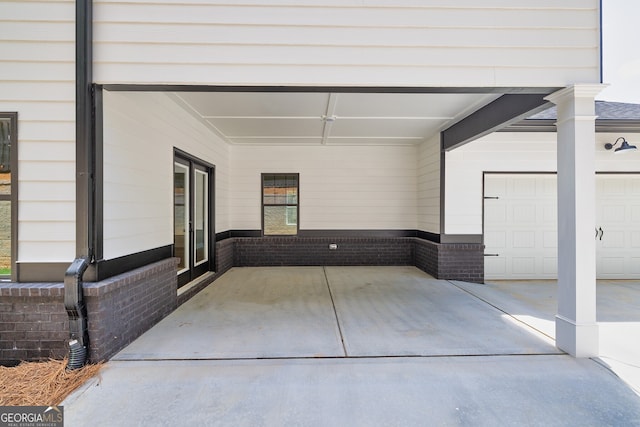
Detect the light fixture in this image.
<box><xmin>605</xmin><ymin>137</ymin><xmax>637</xmax><ymax>153</ymax></box>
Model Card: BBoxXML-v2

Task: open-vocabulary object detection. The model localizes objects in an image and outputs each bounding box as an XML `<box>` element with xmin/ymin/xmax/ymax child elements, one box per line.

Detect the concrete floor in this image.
<box><xmin>64</xmin><ymin>267</ymin><xmax>640</xmax><ymax>426</ymax></box>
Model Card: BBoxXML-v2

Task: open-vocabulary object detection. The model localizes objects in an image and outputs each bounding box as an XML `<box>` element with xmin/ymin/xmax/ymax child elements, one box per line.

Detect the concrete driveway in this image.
<box><xmin>454</xmin><ymin>278</ymin><xmax>640</xmax><ymax>395</ymax></box>
<box><xmin>63</xmin><ymin>267</ymin><xmax>640</xmax><ymax>426</ymax></box>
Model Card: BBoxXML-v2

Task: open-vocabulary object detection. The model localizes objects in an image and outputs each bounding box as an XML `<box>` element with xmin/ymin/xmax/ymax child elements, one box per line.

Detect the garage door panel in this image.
<box><xmin>512</xmin><ymin>257</ymin><xmax>536</xmax><ymax>275</ymax></box>
<box><xmin>543</xmin><ymin>205</ymin><xmax>557</xmax><ymax>222</ymax></box>
<box><xmin>485</xmin><ymin>204</ymin><xmax>507</xmax><ymax>222</ymax></box>
<box><xmin>543</xmin><ymin>257</ymin><xmax>557</xmax><ymax>275</ymax></box>
<box><xmin>599</xmin><ymin>257</ymin><xmax>625</xmax><ymax>276</ymax></box>
<box><xmin>487</xmin><ymin>177</ymin><xmax>506</xmax><ymax>195</ymax></box>
<box><xmin>511</xmin><ymin>178</ymin><xmax>536</xmax><ymax>196</ymax></box>
<box><xmin>512</xmin><ymin>205</ymin><xmax>536</xmax><ymax>222</ymax></box>
<box><xmin>597</xmin><ymin>175</ymin><xmax>640</xmax><ymax>279</ymax></box>
<box><xmin>541</xmin><ymin>178</ymin><xmax>556</xmax><ymax>194</ymax></box>
<box><xmin>484</xmin><ymin>174</ymin><xmax>557</xmax><ymax>280</ymax></box>
<box><xmin>601</xmin><ymin>178</ymin><xmax>625</xmax><ymax>195</ymax></box>
<box><xmin>512</xmin><ymin>231</ymin><xmax>535</xmax><ymax>248</ymax></box>
<box><xmin>601</xmin><ymin>230</ymin><xmax>625</xmax><ymax>248</ymax></box>
<box><xmin>543</xmin><ymin>231</ymin><xmax>557</xmax><ymax>248</ymax></box>
<box><xmin>485</xmin><ymin>256</ymin><xmax>506</xmax><ymax>276</ymax></box>
<box><xmin>484</xmin><ymin>231</ymin><xmax>506</xmax><ymax>248</ymax></box>
<box><xmin>602</xmin><ymin>205</ymin><xmax>625</xmax><ymax>222</ymax></box>
<box><xmin>484</xmin><ymin>173</ymin><xmax>640</xmax><ymax>280</ymax></box>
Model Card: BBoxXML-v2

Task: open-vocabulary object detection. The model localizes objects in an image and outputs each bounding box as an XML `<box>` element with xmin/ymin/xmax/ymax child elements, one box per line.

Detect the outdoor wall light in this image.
<box><xmin>605</xmin><ymin>137</ymin><xmax>637</xmax><ymax>153</ymax></box>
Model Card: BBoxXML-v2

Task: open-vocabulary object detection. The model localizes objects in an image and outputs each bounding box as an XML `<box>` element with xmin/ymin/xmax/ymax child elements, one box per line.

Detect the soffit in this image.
<box><xmin>174</xmin><ymin>91</ymin><xmax>502</xmax><ymax>146</ymax></box>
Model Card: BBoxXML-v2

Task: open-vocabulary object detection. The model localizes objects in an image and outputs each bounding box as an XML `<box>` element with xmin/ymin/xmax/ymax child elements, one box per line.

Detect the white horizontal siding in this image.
<box><xmin>417</xmin><ymin>134</ymin><xmax>440</xmax><ymax>234</ymax></box>
<box><xmin>93</xmin><ymin>0</ymin><xmax>600</xmax><ymax>87</ymax></box>
<box><xmin>18</xmin><ymin>221</ymin><xmax>75</xmax><ymax>242</ymax></box>
<box><xmin>0</xmin><ymin>83</ymin><xmax>75</xmax><ymax>102</ymax></box>
<box><xmin>0</xmin><ymin>0</ymin><xmax>76</xmax><ymax>262</ymax></box>
<box><xmin>446</xmin><ymin>133</ymin><xmax>557</xmax><ymax>234</ymax></box>
<box><xmin>17</xmin><ymin>242</ymin><xmax>74</xmax><ymax>264</ymax></box>
<box><xmin>103</xmin><ymin>91</ymin><xmax>230</xmax><ymax>260</ymax></box>
<box><xmin>96</xmin><ymin>23</ymin><xmax>596</xmax><ymax>48</ymax></box>
<box><xmin>0</xmin><ymin>41</ymin><xmax>74</xmax><ymax>62</ymax></box>
<box><xmin>445</xmin><ymin>132</ymin><xmax>640</xmax><ymax>235</ymax></box>
<box><xmin>0</xmin><ymin>104</ymin><xmax>75</xmax><ymax>123</ymax></box>
<box><xmin>95</xmin><ymin>2</ymin><xmax>596</xmax><ymax>25</ymax></box>
<box><xmin>230</xmin><ymin>145</ymin><xmax>417</xmax><ymax>230</ymax></box>
<box><xmin>19</xmin><ymin>200</ymin><xmax>74</xmax><ymax>222</ymax></box>
<box><xmin>0</xmin><ymin>1</ymin><xmax>73</xmax><ymax>20</ymax></box>
<box><xmin>95</xmin><ymin>45</ymin><xmax>597</xmax><ymax>75</ymax></box>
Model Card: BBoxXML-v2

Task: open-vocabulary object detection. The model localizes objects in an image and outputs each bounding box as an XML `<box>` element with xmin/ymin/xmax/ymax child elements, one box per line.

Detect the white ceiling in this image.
<box><xmin>174</xmin><ymin>91</ymin><xmax>501</xmax><ymax>146</ymax></box>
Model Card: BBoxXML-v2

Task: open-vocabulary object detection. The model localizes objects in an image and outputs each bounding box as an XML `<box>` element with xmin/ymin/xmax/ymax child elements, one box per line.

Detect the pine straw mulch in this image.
<box><xmin>0</xmin><ymin>359</ymin><xmax>103</xmax><ymax>406</ymax></box>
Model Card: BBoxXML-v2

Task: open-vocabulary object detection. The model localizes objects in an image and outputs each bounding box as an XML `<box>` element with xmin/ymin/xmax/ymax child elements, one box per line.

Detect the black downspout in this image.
<box><xmin>65</xmin><ymin>0</ymin><xmax>93</xmax><ymax>369</ymax></box>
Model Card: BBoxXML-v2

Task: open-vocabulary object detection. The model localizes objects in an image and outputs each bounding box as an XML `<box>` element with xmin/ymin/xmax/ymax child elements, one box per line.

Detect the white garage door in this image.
<box><xmin>484</xmin><ymin>174</ymin><xmax>640</xmax><ymax>280</ymax></box>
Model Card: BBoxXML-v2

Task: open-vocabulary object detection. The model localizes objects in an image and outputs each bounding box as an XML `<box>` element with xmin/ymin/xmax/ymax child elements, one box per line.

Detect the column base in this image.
<box><xmin>556</xmin><ymin>315</ymin><xmax>599</xmax><ymax>358</ymax></box>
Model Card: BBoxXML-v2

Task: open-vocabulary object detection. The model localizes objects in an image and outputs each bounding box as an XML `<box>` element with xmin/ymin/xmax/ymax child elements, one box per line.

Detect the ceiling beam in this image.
<box><xmin>441</xmin><ymin>93</ymin><xmax>553</xmax><ymax>151</ymax></box>
<box><xmin>101</xmin><ymin>84</ymin><xmax>560</xmax><ymax>95</ymax></box>
<box><xmin>503</xmin><ymin>119</ymin><xmax>640</xmax><ymax>133</ymax></box>
<box><xmin>321</xmin><ymin>93</ymin><xmax>339</xmax><ymax>144</ymax></box>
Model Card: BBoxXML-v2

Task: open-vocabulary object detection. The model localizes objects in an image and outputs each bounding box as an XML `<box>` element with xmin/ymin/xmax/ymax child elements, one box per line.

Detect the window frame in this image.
<box><xmin>0</xmin><ymin>112</ymin><xmax>17</xmax><ymax>282</ymax></box>
<box><xmin>261</xmin><ymin>173</ymin><xmax>299</xmax><ymax>236</ymax></box>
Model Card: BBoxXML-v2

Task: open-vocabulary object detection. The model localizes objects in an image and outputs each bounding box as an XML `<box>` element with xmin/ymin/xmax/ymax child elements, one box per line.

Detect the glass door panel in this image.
<box><xmin>174</xmin><ymin>161</ymin><xmax>189</xmax><ymax>275</ymax></box>
<box><xmin>194</xmin><ymin>168</ymin><xmax>208</xmax><ymax>266</ymax></box>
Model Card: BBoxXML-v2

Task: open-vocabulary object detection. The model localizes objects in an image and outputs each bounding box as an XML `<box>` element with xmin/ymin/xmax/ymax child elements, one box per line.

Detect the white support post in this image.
<box><xmin>545</xmin><ymin>85</ymin><xmax>605</xmax><ymax>357</ymax></box>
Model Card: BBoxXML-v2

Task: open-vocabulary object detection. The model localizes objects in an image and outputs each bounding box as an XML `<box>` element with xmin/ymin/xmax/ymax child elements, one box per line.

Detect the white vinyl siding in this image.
<box><xmin>417</xmin><ymin>134</ymin><xmax>440</xmax><ymax>234</ymax></box>
<box><xmin>93</xmin><ymin>1</ymin><xmax>600</xmax><ymax>88</ymax></box>
<box><xmin>0</xmin><ymin>0</ymin><xmax>76</xmax><ymax>262</ymax></box>
<box><xmin>231</xmin><ymin>145</ymin><xmax>417</xmax><ymax>231</ymax></box>
<box><xmin>103</xmin><ymin>91</ymin><xmax>230</xmax><ymax>259</ymax></box>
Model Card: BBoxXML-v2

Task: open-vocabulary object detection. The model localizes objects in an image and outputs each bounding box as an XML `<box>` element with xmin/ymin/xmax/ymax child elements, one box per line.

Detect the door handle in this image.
<box><xmin>599</xmin><ymin>227</ymin><xmax>604</xmax><ymax>241</ymax></box>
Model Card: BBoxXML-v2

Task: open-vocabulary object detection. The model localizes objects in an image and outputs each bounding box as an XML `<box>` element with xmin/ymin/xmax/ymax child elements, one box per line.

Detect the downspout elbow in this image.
<box><xmin>64</xmin><ymin>256</ymin><xmax>90</xmax><ymax>370</ymax></box>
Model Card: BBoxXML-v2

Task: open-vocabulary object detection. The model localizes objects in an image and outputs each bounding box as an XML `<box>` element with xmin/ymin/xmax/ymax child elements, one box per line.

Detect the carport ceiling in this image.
<box><xmin>173</xmin><ymin>92</ymin><xmax>501</xmax><ymax>146</ymax></box>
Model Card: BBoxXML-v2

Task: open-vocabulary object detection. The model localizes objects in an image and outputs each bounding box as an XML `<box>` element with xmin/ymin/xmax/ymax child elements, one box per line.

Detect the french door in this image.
<box><xmin>174</xmin><ymin>153</ymin><xmax>213</xmax><ymax>287</ymax></box>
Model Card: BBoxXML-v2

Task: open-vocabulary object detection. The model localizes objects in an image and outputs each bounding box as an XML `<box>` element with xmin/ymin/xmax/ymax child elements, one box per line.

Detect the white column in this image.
<box><xmin>545</xmin><ymin>85</ymin><xmax>605</xmax><ymax>357</ymax></box>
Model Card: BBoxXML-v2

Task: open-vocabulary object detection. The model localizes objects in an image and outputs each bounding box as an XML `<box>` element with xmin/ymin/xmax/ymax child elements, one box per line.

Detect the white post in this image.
<box><xmin>545</xmin><ymin>85</ymin><xmax>605</xmax><ymax>357</ymax></box>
